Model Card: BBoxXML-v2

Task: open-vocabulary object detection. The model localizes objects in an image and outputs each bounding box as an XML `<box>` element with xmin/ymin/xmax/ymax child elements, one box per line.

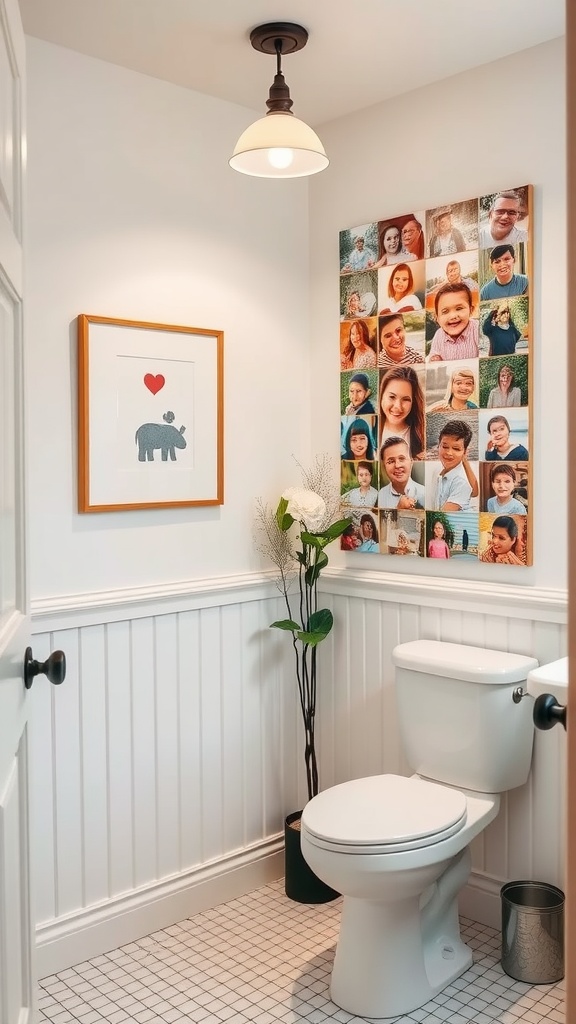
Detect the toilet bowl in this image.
<box><xmin>301</xmin><ymin>774</ymin><xmax>499</xmax><ymax>1018</ymax></box>
<box><xmin>300</xmin><ymin>640</ymin><xmax>538</xmax><ymax>1019</ymax></box>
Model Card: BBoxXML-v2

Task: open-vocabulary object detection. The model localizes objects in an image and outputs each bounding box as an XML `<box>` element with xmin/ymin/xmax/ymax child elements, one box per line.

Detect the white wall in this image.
<box><xmin>310</xmin><ymin>38</ymin><xmax>567</xmax><ymax>590</ymax></box>
<box><xmin>26</xmin><ymin>36</ymin><xmax>566</xmax><ymax>597</ymax></box>
<box><xmin>25</xmin><ymin>38</ymin><xmax>312</xmax><ymax>600</ymax></box>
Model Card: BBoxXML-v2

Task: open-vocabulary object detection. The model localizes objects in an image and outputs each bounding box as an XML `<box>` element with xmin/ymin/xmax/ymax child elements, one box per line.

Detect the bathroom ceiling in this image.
<box><xmin>18</xmin><ymin>0</ymin><xmax>564</xmax><ymax>125</ymax></box>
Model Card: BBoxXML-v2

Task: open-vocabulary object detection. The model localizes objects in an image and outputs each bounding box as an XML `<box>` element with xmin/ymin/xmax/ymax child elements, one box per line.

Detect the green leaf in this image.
<box><xmin>300</xmin><ymin>531</ymin><xmax>324</xmax><ymax>549</ymax></box>
<box><xmin>296</xmin><ymin>609</ymin><xmax>333</xmax><ymax>646</ymax></box>
<box><xmin>297</xmin><ymin>628</ymin><xmax>332</xmax><ymax>646</ymax></box>
<box><xmin>275</xmin><ymin>497</ymin><xmax>294</xmax><ymax>532</ymax></box>
<box><xmin>305</xmin><ymin>551</ymin><xmax>328</xmax><ymax>586</ymax></box>
<box><xmin>270</xmin><ymin>619</ymin><xmax>300</xmax><ymax>632</ymax></box>
<box><xmin>297</xmin><ymin>631</ymin><xmax>323</xmax><ymax>645</ymax></box>
<box><xmin>301</xmin><ymin>519</ymin><xmax>352</xmax><ymax>548</ymax></box>
<box><xmin>322</xmin><ymin>517</ymin><xmax>353</xmax><ymax>540</ymax></box>
<box><xmin>309</xmin><ymin>609</ymin><xmax>333</xmax><ymax>634</ymax></box>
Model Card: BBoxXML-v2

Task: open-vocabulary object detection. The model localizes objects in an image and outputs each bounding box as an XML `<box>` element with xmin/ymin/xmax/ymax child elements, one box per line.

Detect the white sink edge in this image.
<box><xmin>526</xmin><ymin>657</ymin><xmax>568</xmax><ymax>703</ymax></box>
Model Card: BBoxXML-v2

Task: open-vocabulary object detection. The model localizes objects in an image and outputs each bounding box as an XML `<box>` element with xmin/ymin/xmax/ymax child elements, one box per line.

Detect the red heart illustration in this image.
<box><xmin>144</xmin><ymin>373</ymin><xmax>165</xmax><ymax>395</ymax></box>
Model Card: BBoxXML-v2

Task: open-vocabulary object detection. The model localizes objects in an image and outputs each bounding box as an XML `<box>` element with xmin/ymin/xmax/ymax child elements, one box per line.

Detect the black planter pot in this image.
<box><xmin>284</xmin><ymin>810</ymin><xmax>339</xmax><ymax>904</ymax></box>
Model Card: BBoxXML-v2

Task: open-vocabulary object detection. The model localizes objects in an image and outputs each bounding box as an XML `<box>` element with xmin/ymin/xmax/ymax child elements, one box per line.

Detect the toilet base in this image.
<box><xmin>330</xmin><ymin>849</ymin><xmax>473</xmax><ymax>1018</ymax></box>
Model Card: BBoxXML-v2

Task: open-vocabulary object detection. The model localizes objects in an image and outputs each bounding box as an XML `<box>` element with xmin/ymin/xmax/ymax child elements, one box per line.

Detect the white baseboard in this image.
<box><xmin>36</xmin><ymin>837</ymin><xmax>284</xmax><ymax>978</ymax></box>
<box><xmin>459</xmin><ymin>870</ymin><xmax>503</xmax><ymax>930</ymax></box>
<box><xmin>36</xmin><ymin>851</ymin><xmax>503</xmax><ymax>979</ymax></box>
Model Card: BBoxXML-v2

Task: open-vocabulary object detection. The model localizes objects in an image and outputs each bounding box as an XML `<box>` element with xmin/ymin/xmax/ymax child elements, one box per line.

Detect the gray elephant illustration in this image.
<box><xmin>135</xmin><ymin>411</ymin><xmax>187</xmax><ymax>461</ymax></box>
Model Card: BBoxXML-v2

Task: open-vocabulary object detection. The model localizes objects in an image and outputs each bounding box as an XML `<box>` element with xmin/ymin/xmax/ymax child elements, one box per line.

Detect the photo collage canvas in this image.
<box><xmin>339</xmin><ymin>186</ymin><xmax>532</xmax><ymax>564</ymax></box>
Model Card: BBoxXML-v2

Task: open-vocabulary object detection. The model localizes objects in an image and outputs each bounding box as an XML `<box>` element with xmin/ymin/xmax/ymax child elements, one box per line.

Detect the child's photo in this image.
<box><xmin>426</xmin><ymin>360</ymin><xmax>479</xmax><ymax>413</ymax></box>
<box><xmin>379</xmin><ymin>509</ymin><xmax>425</xmax><ymax>556</ymax></box>
<box><xmin>378</xmin><ymin>436</ymin><xmax>425</xmax><ymax>510</ymax></box>
<box><xmin>478</xmin><ymin>297</ymin><xmax>529</xmax><ymax>358</ymax></box>
<box><xmin>425</xmin><ymin>417</ymin><xmax>479</xmax><ymax>512</ymax></box>
<box><xmin>340</xmin><ymin>368</ymin><xmax>378</xmax><ymax>415</ymax></box>
<box><xmin>340</xmin><ymin>271</ymin><xmax>378</xmax><ymax>320</ymax></box>
<box><xmin>480</xmin><ymin>461</ymin><xmax>528</xmax><ymax>515</ymax></box>
<box><xmin>425</xmin><ymin>511</ymin><xmax>478</xmax><ymax>560</ymax></box>
<box><xmin>425</xmin><ymin>251</ymin><xmax>479</xmax><ymax>313</ymax></box>
<box><xmin>426</xmin><ymin>199</ymin><xmax>479</xmax><ymax>258</ymax></box>
<box><xmin>339</xmin><ymin>222</ymin><xmax>379</xmax><ymax>274</ymax></box>
<box><xmin>341</xmin><ymin>459</ymin><xmax>379</xmax><ymax>521</ymax></box>
<box><xmin>340</xmin><ymin>521</ymin><xmax>362</xmax><ymax>550</ymax></box>
<box><xmin>425</xmin><ymin>281</ymin><xmax>479</xmax><ymax>361</ymax></box>
<box><xmin>478</xmin><ymin>242</ymin><xmax>529</xmax><ymax>301</ymax></box>
<box><xmin>340</xmin><ymin>318</ymin><xmax>378</xmax><ymax>371</ymax></box>
<box><xmin>355</xmin><ymin>511</ymin><xmax>380</xmax><ymax>552</ymax></box>
<box><xmin>378</xmin><ymin>261</ymin><xmax>425</xmax><ymax>314</ymax></box>
<box><xmin>425</xmin><ymin>410</ymin><xmax>479</xmax><ymax>461</ymax></box>
<box><xmin>426</xmin><ymin>516</ymin><xmax>451</xmax><ymax>559</ymax></box>
<box><xmin>479</xmin><ymin>409</ymin><xmax>529</xmax><ymax>462</ymax></box>
<box><xmin>378</xmin><ymin>311</ymin><xmax>426</xmax><ymax>366</ymax></box>
<box><xmin>341</xmin><ymin>415</ymin><xmax>377</xmax><ymax>461</ymax></box>
<box><xmin>478</xmin><ymin>513</ymin><xmax>528</xmax><ymax>565</ymax></box>
<box><xmin>478</xmin><ymin>354</ymin><xmax>528</xmax><ymax>407</ymax></box>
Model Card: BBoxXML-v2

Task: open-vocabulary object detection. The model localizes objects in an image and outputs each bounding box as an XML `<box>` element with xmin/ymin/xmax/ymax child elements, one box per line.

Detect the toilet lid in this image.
<box><xmin>302</xmin><ymin>775</ymin><xmax>467</xmax><ymax>850</ymax></box>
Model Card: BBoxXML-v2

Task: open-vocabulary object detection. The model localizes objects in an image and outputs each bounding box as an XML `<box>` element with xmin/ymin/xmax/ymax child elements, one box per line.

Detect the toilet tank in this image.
<box><xmin>392</xmin><ymin>640</ymin><xmax>539</xmax><ymax>793</ymax></box>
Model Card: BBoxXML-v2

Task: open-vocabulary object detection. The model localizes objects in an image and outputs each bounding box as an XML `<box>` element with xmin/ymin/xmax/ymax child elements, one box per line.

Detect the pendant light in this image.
<box><xmin>229</xmin><ymin>22</ymin><xmax>328</xmax><ymax>179</ymax></box>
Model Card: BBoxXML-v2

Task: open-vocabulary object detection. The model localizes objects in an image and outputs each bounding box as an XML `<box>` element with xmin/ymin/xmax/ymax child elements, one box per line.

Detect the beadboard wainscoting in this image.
<box><xmin>30</xmin><ymin>571</ymin><xmax>567</xmax><ymax>976</ymax></box>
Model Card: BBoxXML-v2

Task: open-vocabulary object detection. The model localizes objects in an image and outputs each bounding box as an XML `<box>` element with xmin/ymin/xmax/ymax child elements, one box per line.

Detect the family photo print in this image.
<box><xmin>339</xmin><ymin>186</ymin><xmax>532</xmax><ymax>564</ymax></box>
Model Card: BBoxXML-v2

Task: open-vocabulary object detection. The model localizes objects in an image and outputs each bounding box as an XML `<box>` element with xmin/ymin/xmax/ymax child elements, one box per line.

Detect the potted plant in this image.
<box><xmin>256</xmin><ymin>455</ymin><xmax>351</xmax><ymax>902</ymax></box>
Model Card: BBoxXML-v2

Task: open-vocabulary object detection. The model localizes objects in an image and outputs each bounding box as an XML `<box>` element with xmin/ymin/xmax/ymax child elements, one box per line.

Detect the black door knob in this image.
<box><xmin>24</xmin><ymin>647</ymin><xmax>66</xmax><ymax>690</ymax></box>
<box><xmin>533</xmin><ymin>692</ymin><xmax>566</xmax><ymax>731</ymax></box>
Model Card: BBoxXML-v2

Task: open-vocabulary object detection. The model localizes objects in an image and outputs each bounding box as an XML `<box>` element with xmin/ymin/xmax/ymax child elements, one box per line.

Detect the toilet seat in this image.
<box><xmin>302</xmin><ymin>774</ymin><xmax>467</xmax><ymax>854</ymax></box>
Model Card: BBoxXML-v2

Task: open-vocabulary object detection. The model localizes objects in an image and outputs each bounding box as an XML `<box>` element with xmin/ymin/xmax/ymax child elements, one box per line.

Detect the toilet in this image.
<box><xmin>300</xmin><ymin>639</ymin><xmax>538</xmax><ymax>1019</ymax></box>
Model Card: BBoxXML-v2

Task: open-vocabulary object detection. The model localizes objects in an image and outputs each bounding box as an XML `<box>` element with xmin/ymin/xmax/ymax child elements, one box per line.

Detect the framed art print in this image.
<box><xmin>78</xmin><ymin>314</ymin><xmax>224</xmax><ymax>512</ymax></box>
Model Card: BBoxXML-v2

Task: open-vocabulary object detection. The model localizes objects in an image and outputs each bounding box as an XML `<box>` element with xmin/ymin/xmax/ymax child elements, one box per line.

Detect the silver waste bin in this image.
<box><xmin>501</xmin><ymin>880</ymin><xmax>564</xmax><ymax>984</ymax></box>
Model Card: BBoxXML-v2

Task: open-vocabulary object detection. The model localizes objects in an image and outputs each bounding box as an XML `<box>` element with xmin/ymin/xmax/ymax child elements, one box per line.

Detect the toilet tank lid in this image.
<box><xmin>392</xmin><ymin>640</ymin><xmax>538</xmax><ymax>684</ymax></box>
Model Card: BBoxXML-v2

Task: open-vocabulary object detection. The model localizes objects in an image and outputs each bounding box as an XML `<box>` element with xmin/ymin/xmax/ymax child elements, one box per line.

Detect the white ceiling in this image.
<box><xmin>18</xmin><ymin>0</ymin><xmax>565</xmax><ymax>126</ymax></box>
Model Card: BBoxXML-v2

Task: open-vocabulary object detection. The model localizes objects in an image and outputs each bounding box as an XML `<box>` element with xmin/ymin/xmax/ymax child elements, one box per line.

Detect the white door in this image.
<box><xmin>0</xmin><ymin>0</ymin><xmax>33</xmax><ymax>1019</ymax></box>
<box><xmin>568</xmin><ymin>10</ymin><xmax>576</xmax><ymax>1019</ymax></box>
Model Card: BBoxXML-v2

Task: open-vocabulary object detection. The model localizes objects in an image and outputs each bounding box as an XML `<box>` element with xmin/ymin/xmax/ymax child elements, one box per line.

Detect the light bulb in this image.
<box><xmin>267</xmin><ymin>147</ymin><xmax>294</xmax><ymax>170</ymax></box>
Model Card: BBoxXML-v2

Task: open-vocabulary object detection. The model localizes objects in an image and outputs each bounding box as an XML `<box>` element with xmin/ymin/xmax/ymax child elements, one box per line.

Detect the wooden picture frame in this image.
<box><xmin>78</xmin><ymin>314</ymin><xmax>224</xmax><ymax>512</ymax></box>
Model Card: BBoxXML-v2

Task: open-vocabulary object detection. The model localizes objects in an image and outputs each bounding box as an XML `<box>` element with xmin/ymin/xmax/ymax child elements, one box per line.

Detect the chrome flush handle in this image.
<box><xmin>511</xmin><ymin>685</ymin><xmax>566</xmax><ymax>730</ymax></box>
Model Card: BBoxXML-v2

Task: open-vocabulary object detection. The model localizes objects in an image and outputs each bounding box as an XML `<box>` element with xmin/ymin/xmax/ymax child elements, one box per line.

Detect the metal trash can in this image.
<box><xmin>501</xmin><ymin>880</ymin><xmax>564</xmax><ymax>983</ymax></box>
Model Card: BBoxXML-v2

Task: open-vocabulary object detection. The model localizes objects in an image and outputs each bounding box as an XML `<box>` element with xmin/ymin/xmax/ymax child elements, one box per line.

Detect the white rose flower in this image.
<box><xmin>282</xmin><ymin>488</ymin><xmax>327</xmax><ymax>532</ymax></box>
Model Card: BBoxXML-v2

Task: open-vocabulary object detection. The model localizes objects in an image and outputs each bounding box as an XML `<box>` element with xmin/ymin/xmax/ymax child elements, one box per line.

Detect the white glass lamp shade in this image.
<box><xmin>229</xmin><ymin>111</ymin><xmax>329</xmax><ymax>178</ymax></box>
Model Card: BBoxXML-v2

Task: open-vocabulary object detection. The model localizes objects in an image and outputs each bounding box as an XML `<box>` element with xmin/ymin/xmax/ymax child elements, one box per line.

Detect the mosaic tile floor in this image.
<box><xmin>38</xmin><ymin>879</ymin><xmax>565</xmax><ymax>1023</ymax></box>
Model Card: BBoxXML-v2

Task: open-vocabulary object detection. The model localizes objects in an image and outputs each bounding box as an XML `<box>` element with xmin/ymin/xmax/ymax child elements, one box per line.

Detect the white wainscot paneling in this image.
<box><xmin>319</xmin><ymin>570</ymin><xmax>568</xmax><ymax>929</ymax></box>
<box><xmin>30</xmin><ymin>582</ymin><xmax>301</xmax><ymax>976</ymax></box>
<box><xmin>30</xmin><ymin>570</ymin><xmax>567</xmax><ymax>972</ymax></box>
